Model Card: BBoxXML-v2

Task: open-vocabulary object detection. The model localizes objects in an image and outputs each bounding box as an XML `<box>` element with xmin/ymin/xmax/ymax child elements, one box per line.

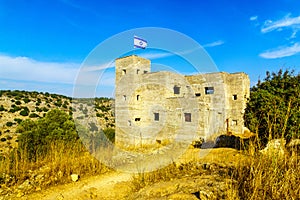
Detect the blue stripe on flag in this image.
<box><xmin>134</xmin><ymin>35</ymin><xmax>147</xmax><ymax>43</ymax></box>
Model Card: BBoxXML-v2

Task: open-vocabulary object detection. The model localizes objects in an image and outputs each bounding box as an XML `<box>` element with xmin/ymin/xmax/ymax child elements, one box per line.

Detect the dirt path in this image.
<box><xmin>18</xmin><ymin>171</ymin><xmax>133</xmax><ymax>200</ymax></box>
<box><xmin>11</xmin><ymin>148</ymin><xmax>240</xmax><ymax>200</ymax></box>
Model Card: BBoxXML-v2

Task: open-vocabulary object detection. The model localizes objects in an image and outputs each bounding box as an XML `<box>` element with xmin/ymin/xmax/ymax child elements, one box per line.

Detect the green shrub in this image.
<box><xmin>6</xmin><ymin>122</ymin><xmax>14</xmax><ymax>127</ymax></box>
<box><xmin>23</xmin><ymin>98</ymin><xmax>30</xmax><ymax>103</ymax></box>
<box><xmin>9</xmin><ymin>106</ymin><xmax>22</xmax><ymax>113</ymax></box>
<box><xmin>0</xmin><ymin>138</ymin><xmax>6</xmax><ymax>142</ymax></box>
<box><xmin>245</xmin><ymin>69</ymin><xmax>300</xmax><ymax>144</ymax></box>
<box><xmin>15</xmin><ymin>100</ymin><xmax>21</xmax><ymax>105</ymax></box>
<box><xmin>36</xmin><ymin>107</ymin><xmax>42</xmax><ymax>112</ymax></box>
<box><xmin>14</xmin><ymin>118</ymin><xmax>23</xmax><ymax>124</ymax></box>
<box><xmin>20</xmin><ymin>109</ymin><xmax>29</xmax><ymax>116</ymax></box>
<box><xmin>17</xmin><ymin>109</ymin><xmax>79</xmax><ymax>161</ymax></box>
<box><xmin>29</xmin><ymin>113</ymin><xmax>40</xmax><ymax>118</ymax></box>
<box><xmin>96</xmin><ymin>113</ymin><xmax>105</xmax><ymax>117</ymax></box>
<box><xmin>0</xmin><ymin>105</ymin><xmax>5</xmax><ymax>111</ymax></box>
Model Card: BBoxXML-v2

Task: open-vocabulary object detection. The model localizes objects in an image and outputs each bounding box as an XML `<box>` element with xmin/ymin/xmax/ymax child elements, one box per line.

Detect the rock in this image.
<box><xmin>18</xmin><ymin>179</ymin><xmax>33</xmax><ymax>190</ymax></box>
<box><xmin>260</xmin><ymin>139</ymin><xmax>286</xmax><ymax>156</ymax></box>
<box><xmin>71</xmin><ymin>174</ymin><xmax>79</xmax><ymax>182</ymax></box>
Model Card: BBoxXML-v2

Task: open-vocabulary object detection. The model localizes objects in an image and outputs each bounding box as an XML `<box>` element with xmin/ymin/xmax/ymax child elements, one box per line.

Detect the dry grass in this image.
<box><xmin>0</xmin><ymin>140</ymin><xmax>111</xmax><ymax>189</ymax></box>
<box><xmin>229</xmin><ymin>149</ymin><xmax>300</xmax><ymax>199</ymax></box>
<box><xmin>131</xmin><ymin>143</ymin><xmax>300</xmax><ymax>200</ymax></box>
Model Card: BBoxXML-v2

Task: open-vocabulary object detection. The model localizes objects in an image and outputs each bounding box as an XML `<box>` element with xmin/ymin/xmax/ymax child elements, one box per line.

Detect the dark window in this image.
<box><xmin>233</xmin><ymin>94</ymin><xmax>237</xmax><ymax>100</ymax></box>
<box><xmin>122</xmin><ymin>69</ymin><xmax>126</xmax><ymax>75</ymax></box>
<box><xmin>123</xmin><ymin>95</ymin><xmax>126</xmax><ymax>101</ymax></box>
<box><xmin>232</xmin><ymin>120</ymin><xmax>237</xmax><ymax>126</ymax></box>
<box><xmin>137</xmin><ymin>95</ymin><xmax>140</xmax><ymax>100</ymax></box>
<box><xmin>135</xmin><ymin>118</ymin><xmax>141</xmax><ymax>121</ymax></box>
<box><xmin>205</xmin><ymin>87</ymin><xmax>214</xmax><ymax>94</ymax></box>
<box><xmin>195</xmin><ymin>93</ymin><xmax>201</xmax><ymax>97</ymax></box>
<box><xmin>184</xmin><ymin>113</ymin><xmax>191</xmax><ymax>122</ymax></box>
<box><xmin>128</xmin><ymin>120</ymin><xmax>131</xmax><ymax>126</ymax></box>
<box><xmin>137</xmin><ymin>69</ymin><xmax>140</xmax><ymax>74</ymax></box>
<box><xmin>174</xmin><ymin>86</ymin><xmax>180</xmax><ymax>94</ymax></box>
<box><xmin>144</xmin><ymin>70</ymin><xmax>148</xmax><ymax>74</ymax></box>
<box><xmin>154</xmin><ymin>113</ymin><xmax>159</xmax><ymax>121</ymax></box>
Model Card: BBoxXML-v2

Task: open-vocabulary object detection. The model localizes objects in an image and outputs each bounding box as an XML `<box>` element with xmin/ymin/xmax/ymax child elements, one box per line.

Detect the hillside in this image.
<box><xmin>0</xmin><ymin>90</ymin><xmax>115</xmax><ymax>155</ymax></box>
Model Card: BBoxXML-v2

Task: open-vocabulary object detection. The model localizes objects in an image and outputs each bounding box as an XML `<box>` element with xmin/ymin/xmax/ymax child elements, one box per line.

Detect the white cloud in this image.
<box><xmin>138</xmin><ymin>52</ymin><xmax>174</xmax><ymax>60</ymax></box>
<box><xmin>0</xmin><ymin>54</ymin><xmax>80</xmax><ymax>84</ymax></box>
<box><xmin>81</xmin><ymin>62</ymin><xmax>114</xmax><ymax>72</ymax></box>
<box><xmin>250</xmin><ymin>16</ymin><xmax>258</xmax><ymax>21</ymax></box>
<box><xmin>137</xmin><ymin>41</ymin><xmax>224</xmax><ymax>61</ymax></box>
<box><xmin>259</xmin><ymin>43</ymin><xmax>300</xmax><ymax>59</ymax></box>
<box><xmin>203</xmin><ymin>40</ymin><xmax>225</xmax><ymax>48</ymax></box>
<box><xmin>261</xmin><ymin>14</ymin><xmax>300</xmax><ymax>33</ymax></box>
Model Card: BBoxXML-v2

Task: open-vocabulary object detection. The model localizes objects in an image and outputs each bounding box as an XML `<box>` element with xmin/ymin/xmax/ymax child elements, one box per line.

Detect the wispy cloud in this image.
<box><xmin>139</xmin><ymin>41</ymin><xmax>224</xmax><ymax>60</ymax></box>
<box><xmin>261</xmin><ymin>14</ymin><xmax>300</xmax><ymax>33</ymax></box>
<box><xmin>203</xmin><ymin>40</ymin><xmax>225</xmax><ymax>48</ymax></box>
<box><xmin>250</xmin><ymin>15</ymin><xmax>258</xmax><ymax>21</ymax></box>
<box><xmin>0</xmin><ymin>54</ymin><xmax>79</xmax><ymax>84</ymax></box>
<box><xmin>81</xmin><ymin>62</ymin><xmax>115</xmax><ymax>72</ymax></box>
<box><xmin>259</xmin><ymin>43</ymin><xmax>300</xmax><ymax>59</ymax></box>
<box><xmin>138</xmin><ymin>52</ymin><xmax>174</xmax><ymax>60</ymax></box>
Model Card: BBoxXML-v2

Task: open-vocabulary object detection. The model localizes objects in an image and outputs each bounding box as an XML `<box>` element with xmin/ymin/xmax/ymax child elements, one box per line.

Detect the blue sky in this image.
<box><xmin>1</xmin><ymin>0</ymin><xmax>300</xmax><ymax>97</ymax></box>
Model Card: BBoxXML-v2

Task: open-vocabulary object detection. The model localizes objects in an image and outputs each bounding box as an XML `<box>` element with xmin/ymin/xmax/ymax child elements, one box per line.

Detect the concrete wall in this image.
<box><xmin>115</xmin><ymin>55</ymin><xmax>250</xmax><ymax>148</ymax></box>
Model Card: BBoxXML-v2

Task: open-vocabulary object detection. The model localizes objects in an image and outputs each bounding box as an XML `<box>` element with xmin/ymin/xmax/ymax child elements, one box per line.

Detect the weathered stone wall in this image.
<box><xmin>115</xmin><ymin>55</ymin><xmax>250</xmax><ymax>148</ymax></box>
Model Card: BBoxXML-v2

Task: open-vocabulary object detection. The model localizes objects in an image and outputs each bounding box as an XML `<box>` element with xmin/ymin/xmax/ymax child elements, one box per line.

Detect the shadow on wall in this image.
<box><xmin>214</xmin><ymin>135</ymin><xmax>255</xmax><ymax>150</ymax></box>
<box><xmin>194</xmin><ymin>135</ymin><xmax>255</xmax><ymax>150</ymax></box>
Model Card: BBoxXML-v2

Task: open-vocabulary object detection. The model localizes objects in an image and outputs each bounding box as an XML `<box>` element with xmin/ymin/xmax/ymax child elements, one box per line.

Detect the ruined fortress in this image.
<box><xmin>115</xmin><ymin>55</ymin><xmax>250</xmax><ymax>148</ymax></box>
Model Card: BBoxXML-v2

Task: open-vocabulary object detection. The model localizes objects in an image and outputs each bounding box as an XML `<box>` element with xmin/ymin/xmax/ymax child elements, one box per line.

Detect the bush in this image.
<box><xmin>15</xmin><ymin>100</ymin><xmax>21</xmax><ymax>105</ymax></box>
<box><xmin>96</xmin><ymin>113</ymin><xmax>105</xmax><ymax>117</ymax></box>
<box><xmin>245</xmin><ymin>69</ymin><xmax>300</xmax><ymax>145</ymax></box>
<box><xmin>9</xmin><ymin>106</ymin><xmax>22</xmax><ymax>113</ymax></box>
<box><xmin>6</xmin><ymin>121</ymin><xmax>14</xmax><ymax>127</ymax></box>
<box><xmin>14</xmin><ymin>118</ymin><xmax>23</xmax><ymax>124</ymax></box>
<box><xmin>29</xmin><ymin>113</ymin><xmax>40</xmax><ymax>118</ymax></box>
<box><xmin>20</xmin><ymin>109</ymin><xmax>29</xmax><ymax>116</ymax></box>
<box><xmin>23</xmin><ymin>98</ymin><xmax>30</xmax><ymax>103</ymax></box>
<box><xmin>0</xmin><ymin>138</ymin><xmax>6</xmax><ymax>142</ymax></box>
<box><xmin>17</xmin><ymin>109</ymin><xmax>79</xmax><ymax>161</ymax></box>
<box><xmin>0</xmin><ymin>105</ymin><xmax>5</xmax><ymax>111</ymax></box>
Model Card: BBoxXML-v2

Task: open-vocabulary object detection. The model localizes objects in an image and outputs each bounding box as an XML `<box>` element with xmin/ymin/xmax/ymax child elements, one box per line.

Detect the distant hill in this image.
<box><xmin>0</xmin><ymin>90</ymin><xmax>115</xmax><ymax>155</ymax></box>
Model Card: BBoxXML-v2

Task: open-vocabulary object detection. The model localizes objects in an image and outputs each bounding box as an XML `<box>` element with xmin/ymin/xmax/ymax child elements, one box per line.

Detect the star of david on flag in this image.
<box><xmin>134</xmin><ymin>35</ymin><xmax>147</xmax><ymax>49</ymax></box>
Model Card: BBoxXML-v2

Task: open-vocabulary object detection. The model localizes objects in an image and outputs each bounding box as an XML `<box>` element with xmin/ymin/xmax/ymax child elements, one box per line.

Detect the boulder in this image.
<box><xmin>260</xmin><ymin>139</ymin><xmax>286</xmax><ymax>156</ymax></box>
<box><xmin>70</xmin><ymin>174</ymin><xmax>79</xmax><ymax>182</ymax></box>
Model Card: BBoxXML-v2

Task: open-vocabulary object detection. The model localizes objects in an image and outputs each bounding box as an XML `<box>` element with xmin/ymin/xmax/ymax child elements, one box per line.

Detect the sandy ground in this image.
<box><xmin>12</xmin><ymin>148</ymin><xmax>241</xmax><ymax>200</ymax></box>
<box><xmin>16</xmin><ymin>171</ymin><xmax>133</xmax><ymax>200</ymax></box>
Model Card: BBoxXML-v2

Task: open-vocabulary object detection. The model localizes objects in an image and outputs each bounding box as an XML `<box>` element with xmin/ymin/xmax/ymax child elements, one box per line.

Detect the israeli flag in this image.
<box><xmin>134</xmin><ymin>35</ymin><xmax>147</xmax><ymax>49</ymax></box>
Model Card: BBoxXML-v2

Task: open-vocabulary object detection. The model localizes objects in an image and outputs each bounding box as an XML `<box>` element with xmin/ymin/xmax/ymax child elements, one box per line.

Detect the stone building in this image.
<box><xmin>115</xmin><ymin>55</ymin><xmax>250</xmax><ymax>148</ymax></box>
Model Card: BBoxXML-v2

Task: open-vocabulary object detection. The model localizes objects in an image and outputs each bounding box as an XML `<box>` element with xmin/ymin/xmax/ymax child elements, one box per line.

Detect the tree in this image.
<box><xmin>245</xmin><ymin>69</ymin><xmax>300</xmax><ymax>145</ymax></box>
<box><xmin>17</xmin><ymin>109</ymin><xmax>79</xmax><ymax>161</ymax></box>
